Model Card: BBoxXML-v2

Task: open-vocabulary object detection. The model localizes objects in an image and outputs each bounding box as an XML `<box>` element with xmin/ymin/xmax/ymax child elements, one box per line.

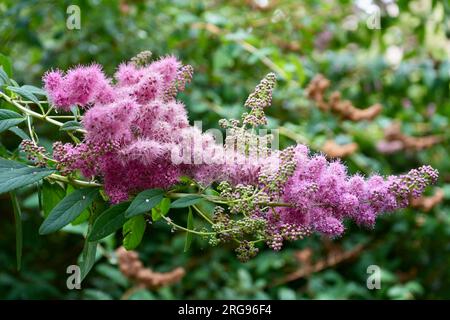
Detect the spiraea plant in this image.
<box><xmin>0</xmin><ymin>52</ymin><xmax>438</xmax><ymax>275</ymax></box>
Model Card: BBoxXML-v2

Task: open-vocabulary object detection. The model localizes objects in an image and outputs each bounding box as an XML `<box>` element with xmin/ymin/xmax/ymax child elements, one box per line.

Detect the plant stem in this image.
<box><xmin>167</xmin><ymin>192</ymin><xmax>293</xmax><ymax>208</ymax></box>
<box><xmin>192</xmin><ymin>204</ymin><xmax>214</xmax><ymax>224</ymax></box>
<box><xmin>48</xmin><ymin>115</ymin><xmax>80</xmax><ymax>119</ymax></box>
<box><xmin>160</xmin><ymin>214</ymin><xmax>215</xmax><ymax>236</ymax></box>
<box><xmin>48</xmin><ymin>174</ymin><xmax>102</xmax><ymax>188</ymax></box>
<box><xmin>0</xmin><ymin>92</ymin><xmax>86</xmax><ymax>134</ymax></box>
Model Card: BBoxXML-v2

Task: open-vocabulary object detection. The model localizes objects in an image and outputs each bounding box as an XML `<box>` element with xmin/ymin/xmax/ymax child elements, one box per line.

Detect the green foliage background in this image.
<box><xmin>0</xmin><ymin>0</ymin><xmax>449</xmax><ymax>299</ymax></box>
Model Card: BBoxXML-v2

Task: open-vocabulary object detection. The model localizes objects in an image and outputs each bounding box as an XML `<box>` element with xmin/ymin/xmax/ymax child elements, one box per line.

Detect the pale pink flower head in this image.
<box><xmin>115</xmin><ymin>62</ymin><xmax>143</xmax><ymax>87</ymax></box>
<box><xmin>148</xmin><ymin>55</ymin><xmax>181</xmax><ymax>87</ymax></box>
<box><xmin>43</xmin><ymin>69</ymin><xmax>70</xmax><ymax>111</ymax></box>
<box><xmin>43</xmin><ymin>69</ymin><xmax>63</xmax><ymax>91</ymax></box>
<box><xmin>120</xmin><ymin>139</ymin><xmax>166</xmax><ymax>165</ymax></box>
<box><xmin>64</xmin><ymin>64</ymin><xmax>112</xmax><ymax>106</ymax></box>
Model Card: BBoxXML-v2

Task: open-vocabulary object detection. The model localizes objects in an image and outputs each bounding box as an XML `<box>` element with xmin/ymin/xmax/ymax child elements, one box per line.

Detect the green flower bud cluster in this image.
<box><xmin>243</xmin><ymin>73</ymin><xmax>277</xmax><ymax>127</ymax></box>
<box><xmin>259</xmin><ymin>146</ymin><xmax>297</xmax><ymax>196</ymax></box>
<box><xmin>208</xmin><ymin>205</ymin><xmax>267</xmax><ymax>260</ymax></box>
<box><xmin>130</xmin><ymin>50</ymin><xmax>153</xmax><ymax>67</ymax></box>
<box><xmin>235</xmin><ymin>241</ymin><xmax>259</xmax><ymax>262</ymax></box>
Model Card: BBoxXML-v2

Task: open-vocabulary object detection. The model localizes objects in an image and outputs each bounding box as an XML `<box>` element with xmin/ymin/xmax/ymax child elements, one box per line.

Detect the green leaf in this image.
<box><xmin>71</xmin><ymin>208</ymin><xmax>90</xmax><ymax>225</ymax></box>
<box><xmin>79</xmin><ymin>199</ymin><xmax>107</xmax><ymax>280</ymax></box>
<box><xmin>80</xmin><ymin>240</ymin><xmax>98</xmax><ymax>281</ymax></box>
<box><xmin>0</xmin><ymin>54</ymin><xmax>12</xmax><ymax>77</ymax></box>
<box><xmin>66</xmin><ymin>185</ymin><xmax>90</xmax><ymax>225</ymax></box>
<box><xmin>95</xmin><ymin>264</ymin><xmax>129</xmax><ymax>287</ymax></box>
<box><xmin>184</xmin><ymin>207</ymin><xmax>194</xmax><ymax>252</ymax></box>
<box><xmin>8</xmin><ymin>126</ymin><xmax>30</xmax><ymax>140</ymax></box>
<box><xmin>123</xmin><ymin>215</ymin><xmax>146</xmax><ymax>250</ymax></box>
<box><xmin>39</xmin><ymin>188</ymin><xmax>99</xmax><ymax>235</ymax></box>
<box><xmin>171</xmin><ymin>195</ymin><xmax>203</xmax><ymax>208</ymax></box>
<box><xmin>20</xmin><ymin>85</ymin><xmax>47</xmax><ymax>96</ymax></box>
<box><xmin>0</xmin><ymin>158</ymin><xmax>25</xmax><ymax>169</ymax></box>
<box><xmin>0</xmin><ymin>109</ymin><xmax>25</xmax><ymax>133</ymax></box>
<box><xmin>10</xmin><ymin>192</ymin><xmax>22</xmax><ymax>270</ymax></box>
<box><xmin>41</xmin><ymin>180</ymin><xmax>66</xmax><ymax>218</ymax></box>
<box><xmin>151</xmin><ymin>197</ymin><xmax>171</xmax><ymax>221</ymax></box>
<box><xmin>0</xmin><ymin>66</ymin><xmax>9</xmax><ymax>86</ymax></box>
<box><xmin>60</xmin><ymin>121</ymin><xmax>84</xmax><ymax>131</ymax></box>
<box><xmin>0</xmin><ymin>158</ymin><xmax>55</xmax><ymax>194</ymax></box>
<box><xmin>88</xmin><ymin>202</ymin><xmax>130</xmax><ymax>241</ymax></box>
<box><xmin>125</xmin><ymin>189</ymin><xmax>164</xmax><ymax>218</ymax></box>
<box><xmin>7</xmin><ymin>86</ymin><xmax>41</xmax><ymax>107</ymax></box>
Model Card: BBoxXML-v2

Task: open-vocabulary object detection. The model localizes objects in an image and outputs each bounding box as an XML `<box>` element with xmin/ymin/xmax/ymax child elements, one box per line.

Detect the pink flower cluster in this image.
<box><xmin>45</xmin><ymin>56</ymin><xmax>260</xmax><ymax>202</ymax></box>
<box><xmin>44</xmin><ymin>56</ymin><xmax>438</xmax><ymax>242</ymax></box>
<box><xmin>274</xmin><ymin>145</ymin><xmax>438</xmax><ymax>240</ymax></box>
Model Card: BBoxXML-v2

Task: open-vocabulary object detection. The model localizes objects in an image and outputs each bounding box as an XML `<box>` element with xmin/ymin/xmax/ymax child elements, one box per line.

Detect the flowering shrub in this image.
<box><xmin>0</xmin><ymin>52</ymin><xmax>438</xmax><ymax>273</ymax></box>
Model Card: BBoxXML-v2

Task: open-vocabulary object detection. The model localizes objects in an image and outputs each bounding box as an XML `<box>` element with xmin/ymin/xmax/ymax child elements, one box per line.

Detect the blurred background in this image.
<box><xmin>0</xmin><ymin>0</ymin><xmax>449</xmax><ymax>299</ymax></box>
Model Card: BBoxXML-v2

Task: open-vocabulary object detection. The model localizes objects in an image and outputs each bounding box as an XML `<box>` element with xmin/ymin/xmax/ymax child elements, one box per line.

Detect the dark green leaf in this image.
<box><xmin>123</xmin><ymin>215</ymin><xmax>146</xmax><ymax>250</ymax></box>
<box><xmin>20</xmin><ymin>85</ymin><xmax>47</xmax><ymax>96</ymax></box>
<box><xmin>10</xmin><ymin>192</ymin><xmax>22</xmax><ymax>270</ymax></box>
<box><xmin>60</xmin><ymin>121</ymin><xmax>84</xmax><ymax>131</ymax></box>
<box><xmin>80</xmin><ymin>241</ymin><xmax>98</xmax><ymax>281</ymax></box>
<box><xmin>125</xmin><ymin>189</ymin><xmax>164</xmax><ymax>218</ymax></box>
<box><xmin>66</xmin><ymin>184</ymin><xmax>90</xmax><ymax>225</ymax></box>
<box><xmin>0</xmin><ymin>157</ymin><xmax>26</xmax><ymax>169</ymax></box>
<box><xmin>95</xmin><ymin>264</ymin><xmax>129</xmax><ymax>287</ymax></box>
<box><xmin>0</xmin><ymin>158</ymin><xmax>55</xmax><ymax>194</ymax></box>
<box><xmin>184</xmin><ymin>207</ymin><xmax>194</xmax><ymax>252</ymax></box>
<box><xmin>39</xmin><ymin>188</ymin><xmax>99</xmax><ymax>234</ymax></box>
<box><xmin>8</xmin><ymin>126</ymin><xmax>30</xmax><ymax>140</ymax></box>
<box><xmin>41</xmin><ymin>180</ymin><xmax>66</xmax><ymax>218</ymax></box>
<box><xmin>95</xmin><ymin>263</ymin><xmax>130</xmax><ymax>288</ymax></box>
<box><xmin>88</xmin><ymin>202</ymin><xmax>130</xmax><ymax>241</ymax></box>
<box><xmin>7</xmin><ymin>86</ymin><xmax>41</xmax><ymax>107</ymax></box>
<box><xmin>171</xmin><ymin>195</ymin><xmax>203</xmax><ymax>208</ymax></box>
<box><xmin>0</xmin><ymin>109</ymin><xmax>25</xmax><ymax>133</ymax></box>
<box><xmin>151</xmin><ymin>197</ymin><xmax>171</xmax><ymax>221</ymax></box>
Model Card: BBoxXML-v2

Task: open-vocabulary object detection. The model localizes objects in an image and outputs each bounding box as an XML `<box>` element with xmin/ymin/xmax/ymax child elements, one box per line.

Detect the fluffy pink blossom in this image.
<box><xmin>43</xmin><ymin>64</ymin><xmax>115</xmax><ymax>110</ymax></box>
<box><xmin>47</xmin><ymin>57</ymin><xmax>438</xmax><ymax>248</ymax></box>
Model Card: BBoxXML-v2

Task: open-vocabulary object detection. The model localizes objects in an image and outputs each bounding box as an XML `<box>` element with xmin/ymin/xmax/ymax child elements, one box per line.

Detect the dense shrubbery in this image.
<box><xmin>0</xmin><ymin>0</ymin><xmax>449</xmax><ymax>299</ymax></box>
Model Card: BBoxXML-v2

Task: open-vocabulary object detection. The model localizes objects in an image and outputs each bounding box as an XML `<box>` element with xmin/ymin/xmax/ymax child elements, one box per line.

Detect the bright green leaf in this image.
<box><xmin>151</xmin><ymin>197</ymin><xmax>171</xmax><ymax>221</ymax></box>
<box><xmin>123</xmin><ymin>215</ymin><xmax>146</xmax><ymax>250</ymax></box>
